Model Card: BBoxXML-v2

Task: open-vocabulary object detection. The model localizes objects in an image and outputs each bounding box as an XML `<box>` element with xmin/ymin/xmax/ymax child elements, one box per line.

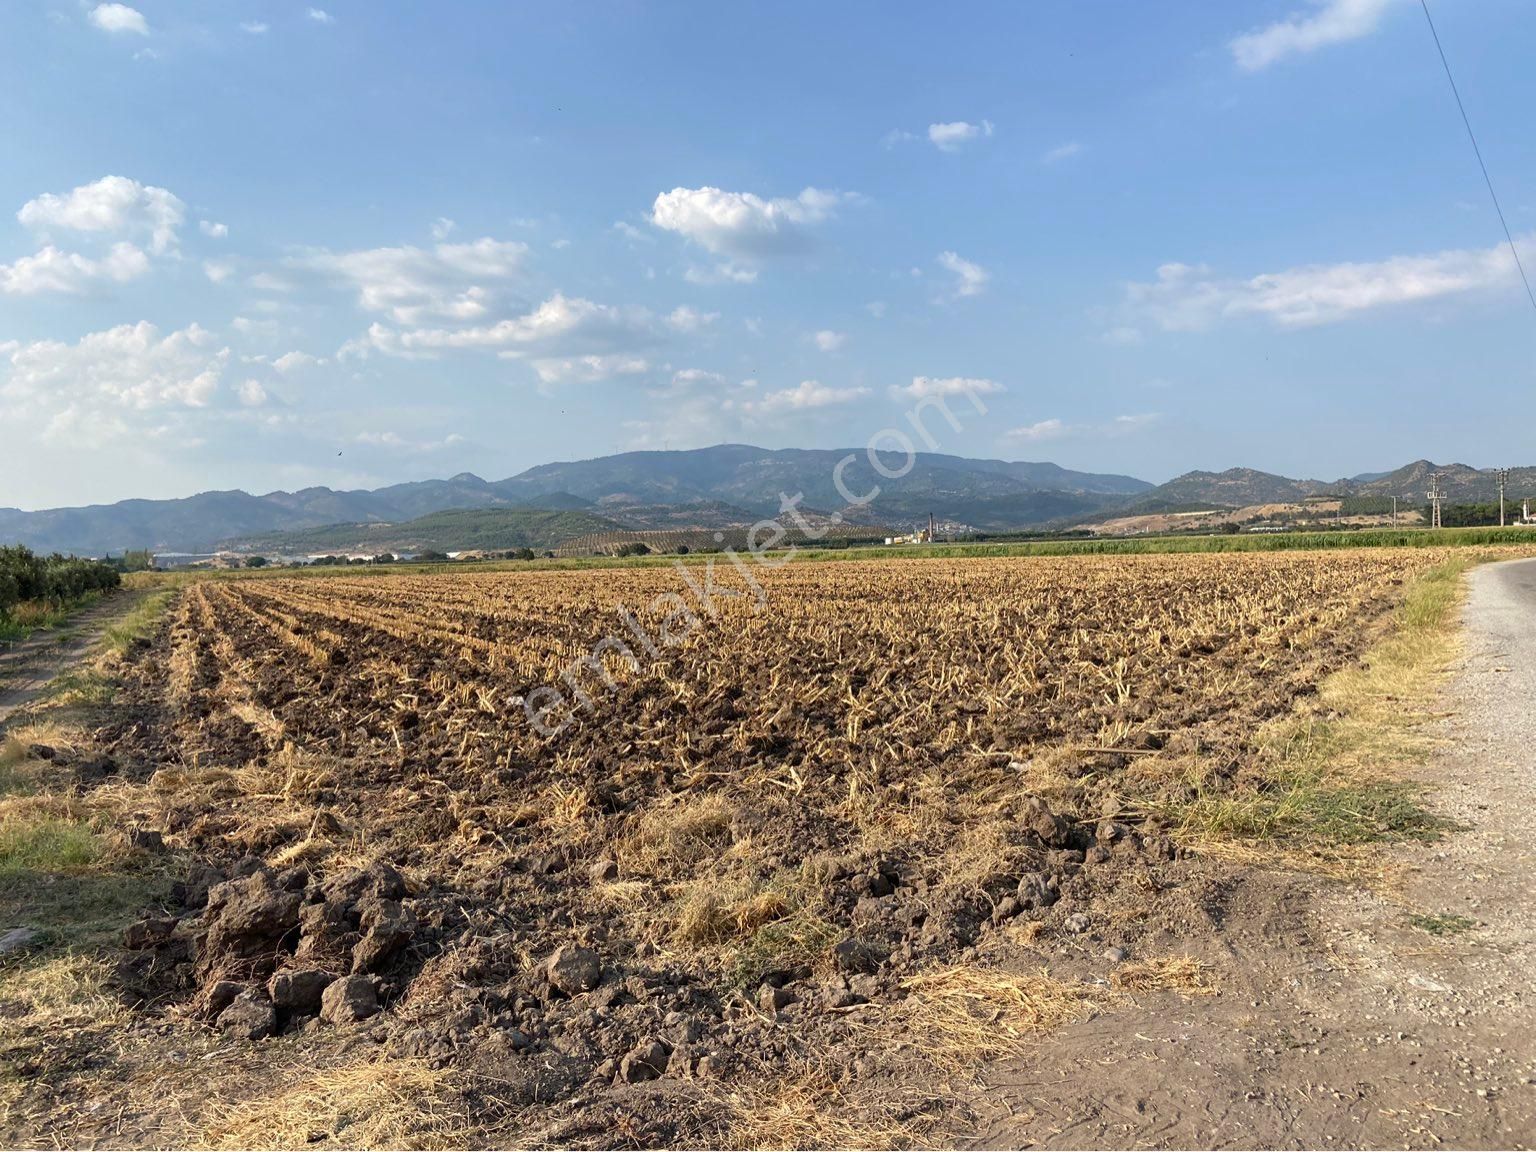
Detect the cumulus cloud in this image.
<box><xmin>354</xmin><ymin>430</ymin><xmax>466</xmax><ymax>453</ymax></box>
<box><xmin>19</xmin><ymin>175</ymin><xmax>185</xmax><ymax>255</ymax></box>
<box><xmin>812</xmin><ymin>329</ymin><xmax>846</xmax><ymax>352</ymax></box>
<box><xmin>89</xmin><ymin>4</ymin><xmax>148</xmax><ymax>35</ymax></box>
<box><xmin>928</xmin><ymin>120</ymin><xmax>993</xmax><ymax>152</ymax></box>
<box><xmin>684</xmin><ymin>261</ymin><xmax>758</xmax><ymax>286</ymax></box>
<box><xmin>431</xmin><ymin>217</ymin><xmax>456</xmax><ymax>240</ymax></box>
<box><xmin>936</xmin><ymin>250</ymin><xmax>989</xmax><ymax>299</ymax></box>
<box><xmin>200</xmin><ymin>219</ymin><xmax>228</xmax><ymax>239</ymax></box>
<box><xmin>240</xmin><ymin>21</ymin><xmax>269</xmax><ymax>34</ymax></box>
<box><xmin>307</xmin><ymin>8</ymin><xmax>334</xmax><ymax>24</ymax></box>
<box><xmin>236</xmin><ymin>379</ymin><xmax>269</xmax><ymax>406</ymax></box>
<box><xmin>650</xmin><ymin>185</ymin><xmax>855</xmax><ymax>260</ymax></box>
<box><xmin>1004</xmin><ymin>413</ymin><xmax>1159</xmax><ymax>443</ymax></box>
<box><xmin>664</xmin><ymin>305</ymin><xmax>719</xmax><ymax>333</ymax></box>
<box><xmin>531</xmin><ymin>355</ymin><xmax>651</xmax><ymax>385</ymax></box>
<box><xmin>343</xmin><ymin>292</ymin><xmax>657</xmax><ymax>364</ymax></box>
<box><xmin>298</xmin><ymin>236</ymin><xmax>528</xmax><ymax>324</ymax></box>
<box><xmin>1230</xmin><ymin>0</ymin><xmax>1396</xmax><ymax>71</ymax></box>
<box><xmin>202</xmin><ymin>260</ymin><xmax>234</xmax><ymax>284</ymax></box>
<box><xmin>0</xmin><ymin>243</ymin><xmax>149</xmax><ymax>295</ymax></box>
<box><xmin>1</xmin><ymin>323</ymin><xmax>229</xmax><ymax>444</ymax></box>
<box><xmin>273</xmin><ymin>350</ymin><xmax>322</xmax><ymax>374</ymax></box>
<box><xmin>1005</xmin><ymin>418</ymin><xmax>1067</xmax><ymax>443</ymax></box>
<box><xmin>890</xmin><ymin>376</ymin><xmax>1004</xmax><ymax>401</ymax></box>
<box><xmin>753</xmin><ymin>379</ymin><xmax>871</xmax><ymax>413</ymax></box>
<box><xmin>1125</xmin><ymin>234</ymin><xmax>1533</xmax><ymax>329</ymax></box>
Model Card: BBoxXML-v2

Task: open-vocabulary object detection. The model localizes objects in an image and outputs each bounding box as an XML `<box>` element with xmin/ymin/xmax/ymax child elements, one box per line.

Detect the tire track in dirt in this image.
<box><xmin>0</xmin><ymin>591</ymin><xmax>151</xmax><ymax>729</ymax></box>
<box><xmin>965</xmin><ymin>557</ymin><xmax>1536</xmax><ymax>1150</ymax></box>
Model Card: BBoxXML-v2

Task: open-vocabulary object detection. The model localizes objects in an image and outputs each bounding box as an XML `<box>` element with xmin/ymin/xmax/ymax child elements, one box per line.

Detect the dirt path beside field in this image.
<box><xmin>0</xmin><ymin>591</ymin><xmax>148</xmax><ymax>727</ymax></box>
<box><xmin>968</xmin><ymin>557</ymin><xmax>1536</xmax><ymax>1149</ymax></box>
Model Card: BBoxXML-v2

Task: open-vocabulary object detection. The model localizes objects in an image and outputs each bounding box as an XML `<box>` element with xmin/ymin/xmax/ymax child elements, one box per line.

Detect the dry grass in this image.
<box><xmin>1110</xmin><ymin>955</ymin><xmax>1216</xmax><ymax>995</ymax></box>
<box><xmin>1164</xmin><ymin>556</ymin><xmax>1476</xmax><ymax>858</ymax></box>
<box><xmin>0</xmin><ymin>954</ymin><xmax>131</xmax><ymax>1033</ymax></box>
<box><xmin>622</xmin><ymin>791</ymin><xmax>734</xmax><ymax>876</ymax></box>
<box><xmin>896</xmin><ymin>964</ymin><xmax>1106</xmax><ymax>1064</ymax></box>
<box><xmin>197</xmin><ymin>1056</ymin><xmax>470</xmax><ymax>1150</ymax></box>
<box><xmin>715</xmin><ymin>1058</ymin><xmax>943</xmax><ymax>1150</ymax></box>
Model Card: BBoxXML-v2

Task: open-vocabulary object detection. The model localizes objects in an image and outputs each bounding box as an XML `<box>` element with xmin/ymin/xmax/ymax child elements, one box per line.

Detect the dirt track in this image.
<box><xmin>0</xmin><ymin>591</ymin><xmax>145</xmax><ymax>728</ymax></box>
<box><xmin>969</xmin><ymin>558</ymin><xmax>1536</xmax><ymax>1149</ymax></box>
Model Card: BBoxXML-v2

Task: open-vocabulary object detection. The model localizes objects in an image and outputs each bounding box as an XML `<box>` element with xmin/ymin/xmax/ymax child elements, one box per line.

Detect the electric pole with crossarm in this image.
<box><xmin>1497</xmin><ymin>468</ymin><xmax>1510</xmax><ymax>527</ymax></box>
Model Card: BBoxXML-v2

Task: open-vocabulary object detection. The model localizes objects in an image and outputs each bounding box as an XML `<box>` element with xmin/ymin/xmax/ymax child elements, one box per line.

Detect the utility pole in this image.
<box><xmin>1497</xmin><ymin>468</ymin><xmax>1510</xmax><ymax>527</ymax></box>
<box><xmin>1428</xmin><ymin>473</ymin><xmax>1445</xmax><ymax>530</ymax></box>
<box><xmin>1392</xmin><ymin>495</ymin><xmax>1398</xmax><ymax>527</ymax></box>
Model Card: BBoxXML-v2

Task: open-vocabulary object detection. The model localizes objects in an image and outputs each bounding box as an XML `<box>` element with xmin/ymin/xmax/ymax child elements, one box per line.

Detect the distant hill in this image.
<box><xmin>0</xmin><ymin>444</ymin><xmax>1153</xmax><ymax>554</ymax></box>
<box><xmin>229</xmin><ymin>507</ymin><xmax>627</xmax><ymax>555</ymax></box>
<box><xmin>1131</xmin><ymin>468</ymin><xmax>1334</xmax><ymax>509</ymax></box>
<box><xmin>1131</xmin><ymin>461</ymin><xmax>1536</xmax><ymax>512</ymax></box>
<box><xmin>7</xmin><ymin>447</ymin><xmax>1532</xmax><ymax>556</ymax></box>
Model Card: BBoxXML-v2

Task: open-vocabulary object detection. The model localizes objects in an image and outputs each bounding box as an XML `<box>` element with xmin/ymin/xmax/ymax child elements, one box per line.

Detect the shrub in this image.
<box><xmin>0</xmin><ymin>546</ymin><xmax>119</xmax><ymax>620</ymax></box>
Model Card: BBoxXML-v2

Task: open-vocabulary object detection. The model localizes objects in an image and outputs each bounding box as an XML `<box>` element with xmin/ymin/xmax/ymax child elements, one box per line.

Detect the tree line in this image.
<box><xmin>0</xmin><ymin>545</ymin><xmax>121</xmax><ymax>621</ymax></box>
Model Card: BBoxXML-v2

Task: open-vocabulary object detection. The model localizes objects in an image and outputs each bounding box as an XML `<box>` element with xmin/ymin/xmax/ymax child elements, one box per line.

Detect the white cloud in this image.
<box><xmin>200</xmin><ymin>219</ymin><xmax>228</xmax><ymax>239</ymax></box>
<box><xmin>650</xmin><ymin>185</ymin><xmax>854</xmax><ymax>259</ymax></box>
<box><xmin>203</xmin><ymin>259</ymin><xmax>234</xmax><ymax>283</ymax></box>
<box><xmin>666</xmin><ymin>368</ymin><xmax>727</xmax><ymax>390</ymax></box>
<box><xmin>89</xmin><ymin>4</ymin><xmax>148</xmax><ymax>35</ymax></box>
<box><xmin>0</xmin><ymin>243</ymin><xmax>149</xmax><ymax>295</ymax></box>
<box><xmin>1125</xmin><ymin>234</ymin><xmax>1533</xmax><ymax>330</ymax></box>
<box><xmin>230</xmin><ymin>315</ymin><xmax>278</xmax><ymax>339</ymax></box>
<box><xmin>684</xmin><ymin>261</ymin><xmax>758</xmax><ymax>286</ymax></box>
<box><xmin>812</xmin><ymin>329</ymin><xmax>846</xmax><ymax>352</ymax></box>
<box><xmin>1230</xmin><ymin>0</ymin><xmax>1395</xmax><ymax>71</ymax></box>
<box><xmin>345</xmin><ymin>292</ymin><xmax>657</xmax><ymax>363</ymax></box>
<box><xmin>273</xmin><ymin>350</ymin><xmax>322</xmax><ymax>374</ymax></box>
<box><xmin>664</xmin><ymin>305</ymin><xmax>719</xmax><ymax>333</ymax></box>
<box><xmin>753</xmin><ymin>379</ymin><xmax>871</xmax><ymax>413</ymax></box>
<box><xmin>18</xmin><ymin>175</ymin><xmax>185</xmax><ymax>255</ymax></box>
<box><xmin>354</xmin><ymin>430</ymin><xmax>465</xmax><ymax>453</ymax></box>
<box><xmin>1</xmin><ymin>323</ymin><xmax>228</xmax><ymax>443</ymax></box>
<box><xmin>1005</xmin><ymin>419</ymin><xmax>1068</xmax><ymax>443</ymax></box>
<box><xmin>937</xmin><ymin>250</ymin><xmax>989</xmax><ymax>299</ymax></box>
<box><xmin>1004</xmin><ymin>413</ymin><xmax>1160</xmax><ymax>444</ymax></box>
<box><xmin>1042</xmin><ymin>141</ymin><xmax>1083</xmax><ymax>164</ymax></box>
<box><xmin>236</xmin><ymin>379</ymin><xmax>269</xmax><ymax>406</ymax></box>
<box><xmin>240</xmin><ymin>21</ymin><xmax>269</xmax><ymax>34</ymax></box>
<box><xmin>531</xmin><ymin>355</ymin><xmax>651</xmax><ymax>385</ymax></box>
<box><xmin>891</xmin><ymin>376</ymin><xmax>1004</xmax><ymax>401</ymax></box>
<box><xmin>299</xmin><ymin>236</ymin><xmax>528</xmax><ymax>323</ymax></box>
<box><xmin>431</xmin><ymin>217</ymin><xmax>456</xmax><ymax>240</ymax></box>
<box><xmin>865</xmin><ymin>301</ymin><xmax>887</xmax><ymax>318</ymax></box>
<box><xmin>307</xmin><ymin>8</ymin><xmax>334</xmax><ymax>24</ymax></box>
<box><xmin>928</xmin><ymin>120</ymin><xmax>994</xmax><ymax>152</ymax></box>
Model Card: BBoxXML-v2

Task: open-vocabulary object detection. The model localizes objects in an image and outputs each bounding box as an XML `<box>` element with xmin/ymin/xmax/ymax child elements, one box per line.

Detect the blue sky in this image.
<box><xmin>2</xmin><ymin>0</ymin><xmax>1534</xmax><ymax>509</ymax></box>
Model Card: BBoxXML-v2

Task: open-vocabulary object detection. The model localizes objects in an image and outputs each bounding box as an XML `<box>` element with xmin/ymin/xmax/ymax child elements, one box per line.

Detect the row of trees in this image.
<box><xmin>0</xmin><ymin>546</ymin><xmax>121</xmax><ymax>620</ymax></box>
<box><xmin>1426</xmin><ymin>503</ymin><xmax>1524</xmax><ymax>528</ymax></box>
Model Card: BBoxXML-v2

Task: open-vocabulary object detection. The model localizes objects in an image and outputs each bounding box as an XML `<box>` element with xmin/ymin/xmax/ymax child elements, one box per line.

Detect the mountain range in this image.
<box><xmin>1</xmin><ymin>446</ymin><xmax>1530</xmax><ymax>556</ymax></box>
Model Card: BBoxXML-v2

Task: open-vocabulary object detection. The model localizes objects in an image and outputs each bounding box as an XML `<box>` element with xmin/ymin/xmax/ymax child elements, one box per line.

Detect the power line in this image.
<box><xmin>1419</xmin><ymin>0</ymin><xmax>1536</xmax><ymax>318</ymax></box>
